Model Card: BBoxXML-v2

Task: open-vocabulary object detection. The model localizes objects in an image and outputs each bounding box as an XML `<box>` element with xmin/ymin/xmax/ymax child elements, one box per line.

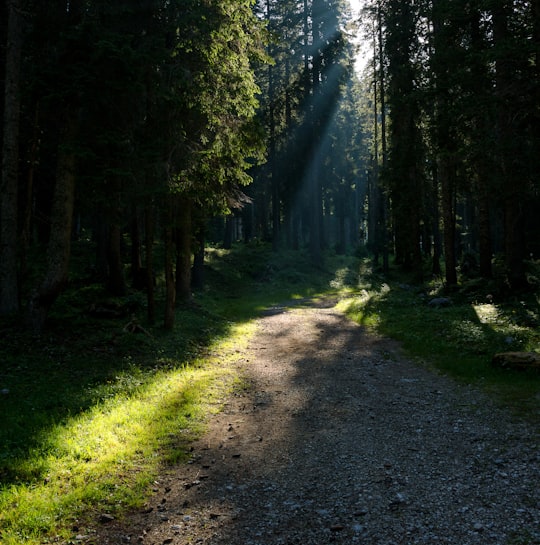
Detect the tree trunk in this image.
<box><xmin>28</xmin><ymin>112</ymin><xmax>77</xmax><ymax>333</ymax></box>
<box><xmin>191</xmin><ymin>226</ymin><xmax>205</xmax><ymax>291</ymax></box>
<box><xmin>493</xmin><ymin>1</ymin><xmax>527</xmax><ymax>290</ymax></box>
<box><xmin>384</xmin><ymin>0</ymin><xmax>423</xmax><ymax>280</ymax></box>
<box><xmin>175</xmin><ymin>196</ymin><xmax>192</xmax><ymax>303</ymax></box>
<box><xmin>431</xmin><ymin>0</ymin><xmax>457</xmax><ymax>286</ymax></box>
<box><xmin>20</xmin><ymin>103</ymin><xmax>40</xmax><ymax>300</ymax></box>
<box><xmin>144</xmin><ymin>204</ymin><xmax>155</xmax><ymax>324</ymax></box>
<box><xmin>477</xmin><ymin>172</ymin><xmax>492</xmax><ymax>278</ymax></box>
<box><xmin>469</xmin><ymin>8</ymin><xmax>493</xmax><ymax>279</ymax></box>
<box><xmin>439</xmin><ymin>154</ymin><xmax>457</xmax><ymax>286</ymax></box>
<box><xmin>94</xmin><ymin>214</ymin><xmax>109</xmax><ymax>282</ymax></box>
<box><xmin>430</xmin><ymin>167</ymin><xmax>442</xmax><ymax>276</ymax></box>
<box><xmin>107</xmin><ymin>223</ymin><xmax>127</xmax><ymax>296</ymax></box>
<box><xmin>377</xmin><ymin>2</ymin><xmax>389</xmax><ymax>274</ymax></box>
<box><xmin>0</xmin><ymin>0</ymin><xmax>23</xmax><ymax>315</ymax></box>
<box><xmin>130</xmin><ymin>205</ymin><xmax>143</xmax><ymax>287</ymax></box>
<box><xmin>504</xmin><ymin>195</ymin><xmax>526</xmax><ymax>289</ymax></box>
<box><xmin>267</xmin><ymin>0</ymin><xmax>279</xmax><ymax>252</ymax></box>
<box><xmin>223</xmin><ymin>216</ymin><xmax>234</xmax><ymax>249</ymax></box>
<box><xmin>163</xmin><ymin>202</ymin><xmax>176</xmax><ymax>331</ymax></box>
<box><xmin>370</xmin><ymin>37</ymin><xmax>381</xmax><ymax>266</ymax></box>
<box><xmin>308</xmin><ymin>162</ymin><xmax>322</xmax><ymax>265</ymax></box>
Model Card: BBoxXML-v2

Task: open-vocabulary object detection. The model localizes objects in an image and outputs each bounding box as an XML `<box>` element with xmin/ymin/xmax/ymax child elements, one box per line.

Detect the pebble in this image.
<box><xmin>94</xmin><ymin>305</ymin><xmax>540</xmax><ymax>545</ymax></box>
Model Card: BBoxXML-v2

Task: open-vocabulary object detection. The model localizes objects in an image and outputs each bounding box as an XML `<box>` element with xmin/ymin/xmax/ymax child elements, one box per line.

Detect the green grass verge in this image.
<box><xmin>0</xmin><ymin>242</ymin><xmax>357</xmax><ymax>544</ymax></box>
<box><xmin>338</xmin><ymin>260</ymin><xmax>540</xmax><ymax>419</ymax></box>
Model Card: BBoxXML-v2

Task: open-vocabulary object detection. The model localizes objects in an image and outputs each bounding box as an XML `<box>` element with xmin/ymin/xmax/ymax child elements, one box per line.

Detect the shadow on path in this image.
<box><xmin>94</xmin><ymin>302</ymin><xmax>539</xmax><ymax>545</ymax></box>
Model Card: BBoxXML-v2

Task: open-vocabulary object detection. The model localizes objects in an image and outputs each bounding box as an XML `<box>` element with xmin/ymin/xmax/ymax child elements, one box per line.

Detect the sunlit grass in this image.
<box><xmin>1</xmin><ymin>242</ymin><xmax>352</xmax><ymax>544</ymax></box>
<box><xmin>0</xmin><ymin>347</ymin><xmax>244</xmax><ymax>544</ymax></box>
<box><xmin>339</xmin><ymin>265</ymin><xmax>540</xmax><ymax>418</ymax></box>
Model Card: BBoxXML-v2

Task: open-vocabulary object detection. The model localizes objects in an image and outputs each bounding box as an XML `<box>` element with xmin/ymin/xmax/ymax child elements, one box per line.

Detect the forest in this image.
<box><xmin>1</xmin><ymin>2</ymin><xmax>539</xmax><ymax>543</ymax></box>
<box><xmin>1</xmin><ymin>0</ymin><xmax>539</xmax><ymax>331</ymax></box>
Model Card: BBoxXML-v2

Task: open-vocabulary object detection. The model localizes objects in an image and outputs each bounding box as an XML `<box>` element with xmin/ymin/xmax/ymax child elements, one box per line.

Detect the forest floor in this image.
<box><xmin>91</xmin><ymin>296</ymin><xmax>539</xmax><ymax>545</ymax></box>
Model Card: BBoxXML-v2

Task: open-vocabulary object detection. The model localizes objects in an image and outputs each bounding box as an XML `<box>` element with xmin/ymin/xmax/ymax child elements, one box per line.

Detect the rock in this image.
<box><xmin>428</xmin><ymin>297</ymin><xmax>452</xmax><ymax>308</ymax></box>
<box><xmin>491</xmin><ymin>352</ymin><xmax>540</xmax><ymax>371</ymax></box>
<box><xmin>99</xmin><ymin>513</ymin><xmax>115</xmax><ymax>523</ymax></box>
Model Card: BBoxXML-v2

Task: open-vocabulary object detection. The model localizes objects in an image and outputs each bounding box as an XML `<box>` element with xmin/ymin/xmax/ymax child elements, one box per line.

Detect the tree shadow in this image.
<box><xmin>0</xmin><ymin>247</ymin><xmax>361</xmax><ymax>490</ymax></box>
<box><xmin>91</xmin><ymin>300</ymin><xmax>538</xmax><ymax>544</ymax></box>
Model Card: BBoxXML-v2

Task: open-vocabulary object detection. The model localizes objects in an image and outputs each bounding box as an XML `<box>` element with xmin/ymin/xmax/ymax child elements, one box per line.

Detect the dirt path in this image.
<box><xmin>93</xmin><ymin>299</ymin><xmax>539</xmax><ymax>545</ymax></box>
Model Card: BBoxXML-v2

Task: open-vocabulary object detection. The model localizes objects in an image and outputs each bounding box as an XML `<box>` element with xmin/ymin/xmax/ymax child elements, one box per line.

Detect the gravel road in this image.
<box><xmin>93</xmin><ymin>298</ymin><xmax>539</xmax><ymax>545</ymax></box>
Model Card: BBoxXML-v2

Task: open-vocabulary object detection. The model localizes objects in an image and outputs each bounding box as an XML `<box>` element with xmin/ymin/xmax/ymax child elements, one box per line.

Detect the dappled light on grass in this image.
<box><xmin>329</xmin><ymin>267</ymin><xmax>359</xmax><ymax>290</ymax></box>
<box><xmin>473</xmin><ymin>303</ymin><xmax>539</xmax><ymax>353</ymax></box>
<box><xmin>0</xmin><ymin>243</ymin><xmax>364</xmax><ymax>545</ymax></box>
<box><xmin>473</xmin><ymin>303</ymin><xmax>499</xmax><ymax>324</ymax></box>
<box><xmin>0</xmin><ymin>360</ymin><xmax>238</xmax><ymax>545</ymax></box>
<box><xmin>337</xmin><ymin>290</ymin><xmax>378</xmax><ymax>327</ymax></box>
<box><xmin>339</xmin><ymin>273</ymin><xmax>540</xmax><ymax>416</ymax></box>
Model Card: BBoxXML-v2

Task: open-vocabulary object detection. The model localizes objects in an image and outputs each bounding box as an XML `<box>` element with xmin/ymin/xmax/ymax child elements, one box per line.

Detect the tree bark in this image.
<box><xmin>191</xmin><ymin>225</ymin><xmax>205</xmax><ymax>291</ymax></box>
<box><xmin>130</xmin><ymin>205</ymin><xmax>143</xmax><ymax>287</ymax></box>
<box><xmin>493</xmin><ymin>1</ymin><xmax>527</xmax><ymax>290</ymax></box>
<box><xmin>175</xmin><ymin>196</ymin><xmax>192</xmax><ymax>303</ymax></box>
<box><xmin>144</xmin><ymin>204</ymin><xmax>155</xmax><ymax>324</ymax></box>
<box><xmin>163</xmin><ymin>202</ymin><xmax>176</xmax><ymax>331</ymax></box>
<box><xmin>19</xmin><ymin>103</ymin><xmax>41</xmax><ymax>298</ymax></box>
<box><xmin>439</xmin><ymin>154</ymin><xmax>457</xmax><ymax>286</ymax></box>
<box><xmin>223</xmin><ymin>216</ymin><xmax>234</xmax><ymax>249</ymax></box>
<box><xmin>106</xmin><ymin>223</ymin><xmax>126</xmax><ymax>296</ymax></box>
<box><xmin>267</xmin><ymin>0</ymin><xmax>279</xmax><ymax>252</ymax></box>
<box><xmin>377</xmin><ymin>2</ymin><xmax>389</xmax><ymax>274</ymax></box>
<box><xmin>477</xmin><ymin>172</ymin><xmax>492</xmax><ymax>279</ymax></box>
<box><xmin>431</xmin><ymin>0</ymin><xmax>457</xmax><ymax>285</ymax></box>
<box><xmin>0</xmin><ymin>0</ymin><xmax>23</xmax><ymax>315</ymax></box>
<box><xmin>28</xmin><ymin>112</ymin><xmax>78</xmax><ymax>332</ymax></box>
<box><xmin>468</xmin><ymin>7</ymin><xmax>492</xmax><ymax>279</ymax></box>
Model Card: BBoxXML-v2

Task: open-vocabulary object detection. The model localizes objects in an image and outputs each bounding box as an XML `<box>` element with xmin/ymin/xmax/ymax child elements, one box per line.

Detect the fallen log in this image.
<box><xmin>491</xmin><ymin>351</ymin><xmax>540</xmax><ymax>371</ymax></box>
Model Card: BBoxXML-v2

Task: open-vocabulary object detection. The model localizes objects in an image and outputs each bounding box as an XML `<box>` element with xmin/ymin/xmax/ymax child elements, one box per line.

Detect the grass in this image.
<box><xmin>338</xmin><ymin>258</ymin><xmax>540</xmax><ymax>419</ymax></box>
<box><xmin>1</xmin><ymin>243</ymin><xmax>538</xmax><ymax>543</ymax></box>
<box><xmin>0</xmin><ymin>242</ymin><xmax>352</xmax><ymax>544</ymax></box>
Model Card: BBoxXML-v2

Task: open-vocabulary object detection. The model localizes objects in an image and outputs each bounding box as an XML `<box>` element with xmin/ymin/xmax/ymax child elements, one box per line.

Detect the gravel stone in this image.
<box><xmin>93</xmin><ymin>298</ymin><xmax>539</xmax><ymax>545</ymax></box>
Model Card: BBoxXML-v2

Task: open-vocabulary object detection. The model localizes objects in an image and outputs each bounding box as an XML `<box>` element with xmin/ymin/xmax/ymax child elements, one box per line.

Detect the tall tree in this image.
<box><xmin>0</xmin><ymin>0</ymin><xmax>24</xmax><ymax>315</ymax></box>
<box><xmin>430</xmin><ymin>0</ymin><xmax>461</xmax><ymax>286</ymax></box>
<box><xmin>382</xmin><ymin>0</ymin><xmax>424</xmax><ymax>278</ymax></box>
<box><xmin>492</xmin><ymin>0</ymin><xmax>530</xmax><ymax>289</ymax></box>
